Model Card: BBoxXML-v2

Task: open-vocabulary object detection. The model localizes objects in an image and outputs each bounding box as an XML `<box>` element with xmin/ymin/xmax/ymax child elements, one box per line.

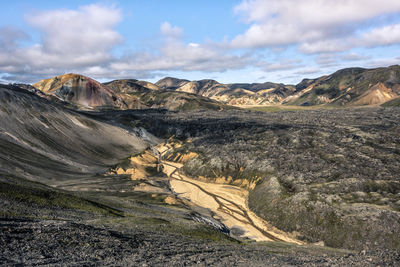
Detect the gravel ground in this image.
<box><xmin>1</xmin><ymin>218</ymin><xmax>399</xmax><ymax>266</ymax></box>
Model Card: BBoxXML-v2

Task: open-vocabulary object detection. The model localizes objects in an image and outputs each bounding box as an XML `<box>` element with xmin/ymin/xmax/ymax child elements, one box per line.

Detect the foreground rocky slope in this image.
<box><xmin>3</xmin><ymin>217</ymin><xmax>400</xmax><ymax>266</ymax></box>
<box><xmin>2</xmin><ymin>83</ymin><xmax>400</xmax><ymax>265</ymax></box>
<box><xmin>0</xmin><ymin>84</ymin><xmax>158</xmax><ymax>185</ymax></box>
<box><xmin>4</xmin><ymin>84</ymin><xmax>399</xmax><ymax>265</ymax></box>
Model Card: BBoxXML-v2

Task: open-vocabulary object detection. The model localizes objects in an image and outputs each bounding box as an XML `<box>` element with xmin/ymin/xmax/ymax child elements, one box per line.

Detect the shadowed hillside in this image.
<box><xmin>105</xmin><ymin>78</ymin><xmax>233</xmax><ymax>111</ymax></box>
<box><xmin>104</xmin><ymin>79</ymin><xmax>160</xmax><ymax>93</ymax></box>
<box><xmin>0</xmin><ymin>84</ymin><xmax>155</xmax><ymax>184</ymax></box>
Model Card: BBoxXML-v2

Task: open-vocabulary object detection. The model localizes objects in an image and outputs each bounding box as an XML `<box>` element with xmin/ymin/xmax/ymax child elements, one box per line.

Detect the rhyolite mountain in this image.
<box><xmin>33</xmin><ymin>74</ymin><xmax>127</xmax><ymax>109</ymax></box>
<box><xmin>155</xmin><ymin>65</ymin><xmax>400</xmax><ymax>107</ymax></box>
<box><xmin>33</xmin><ymin>74</ymin><xmax>228</xmax><ymax>111</ymax></box>
<box><xmin>284</xmin><ymin>65</ymin><xmax>400</xmax><ymax>106</ymax></box>
<box><xmin>102</xmin><ymin>79</ymin><xmax>157</xmax><ymax>109</ymax></box>
<box><xmin>31</xmin><ymin>65</ymin><xmax>400</xmax><ymax>110</ymax></box>
<box><xmin>156</xmin><ymin>77</ymin><xmax>297</xmax><ymax>105</ymax></box>
<box><xmin>104</xmin><ymin>79</ymin><xmax>160</xmax><ymax>93</ymax></box>
<box><xmin>103</xmin><ymin>78</ymin><xmax>229</xmax><ymax>110</ymax></box>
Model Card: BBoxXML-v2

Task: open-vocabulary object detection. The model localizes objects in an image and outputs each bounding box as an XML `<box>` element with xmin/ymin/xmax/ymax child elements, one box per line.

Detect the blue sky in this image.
<box><xmin>1</xmin><ymin>0</ymin><xmax>400</xmax><ymax>84</ymax></box>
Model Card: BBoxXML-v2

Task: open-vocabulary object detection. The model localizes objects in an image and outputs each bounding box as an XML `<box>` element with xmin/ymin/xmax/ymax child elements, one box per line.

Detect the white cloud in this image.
<box><xmin>257</xmin><ymin>59</ymin><xmax>303</xmax><ymax>72</ymax></box>
<box><xmin>294</xmin><ymin>67</ymin><xmax>321</xmax><ymax>75</ymax></box>
<box><xmin>364</xmin><ymin>58</ymin><xmax>400</xmax><ymax>68</ymax></box>
<box><xmin>340</xmin><ymin>53</ymin><xmax>370</xmax><ymax>61</ymax></box>
<box><xmin>232</xmin><ymin>24</ymin><xmax>302</xmax><ymax>48</ymax></box>
<box><xmin>111</xmin><ymin>22</ymin><xmax>253</xmax><ymax>74</ymax></box>
<box><xmin>2</xmin><ymin>1</ymin><xmax>400</xmax><ymax>84</ymax></box>
<box><xmin>0</xmin><ymin>4</ymin><xmax>122</xmax><ymax>82</ymax></box>
<box><xmin>0</xmin><ymin>13</ymin><xmax>253</xmax><ymax>82</ymax></box>
<box><xmin>315</xmin><ymin>54</ymin><xmax>338</xmax><ymax>66</ymax></box>
<box><xmin>235</xmin><ymin>0</ymin><xmax>400</xmax><ymax>26</ymax></box>
<box><xmin>26</xmin><ymin>4</ymin><xmax>122</xmax><ymax>55</ymax></box>
<box><xmin>0</xmin><ymin>26</ymin><xmax>29</xmax><ymax>51</ymax></box>
<box><xmin>298</xmin><ymin>40</ymin><xmax>352</xmax><ymax>54</ymax></box>
<box><xmin>232</xmin><ymin>0</ymin><xmax>400</xmax><ymax>51</ymax></box>
<box><xmin>360</xmin><ymin>24</ymin><xmax>400</xmax><ymax>47</ymax></box>
<box><xmin>112</xmin><ymin>42</ymin><xmax>252</xmax><ymax>73</ymax></box>
<box><xmin>160</xmin><ymin>22</ymin><xmax>183</xmax><ymax>38</ymax></box>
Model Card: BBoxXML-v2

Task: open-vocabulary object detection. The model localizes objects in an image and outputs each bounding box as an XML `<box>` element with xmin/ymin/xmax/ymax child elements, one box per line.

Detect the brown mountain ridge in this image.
<box><xmin>30</xmin><ymin>65</ymin><xmax>400</xmax><ymax>110</ymax></box>
<box><xmin>33</xmin><ymin>74</ymin><xmax>229</xmax><ymax>111</ymax></box>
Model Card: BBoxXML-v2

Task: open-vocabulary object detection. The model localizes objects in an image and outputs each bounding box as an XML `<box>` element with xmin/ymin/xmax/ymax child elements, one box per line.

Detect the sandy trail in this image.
<box><xmin>156</xmin><ymin>144</ymin><xmax>301</xmax><ymax>244</ymax></box>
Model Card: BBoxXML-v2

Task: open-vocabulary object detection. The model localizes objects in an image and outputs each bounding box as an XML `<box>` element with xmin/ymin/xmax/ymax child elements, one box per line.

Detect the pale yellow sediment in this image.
<box><xmin>112</xmin><ymin>142</ymin><xmax>302</xmax><ymax>244</ymax></box>
<box><xmin>158</xmin><ymin>151</ymin><xmax>302</xmax><ymax>244</ymax></box>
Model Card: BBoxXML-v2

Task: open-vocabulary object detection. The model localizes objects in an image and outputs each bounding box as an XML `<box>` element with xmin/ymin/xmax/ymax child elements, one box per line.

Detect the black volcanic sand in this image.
<box><xmin>2</xmin><ymin>218</ymin><xmax>399</xmax><ymax>266</ymax></box>
<box><xmin>89</xmin><ymin>107</ymin><xmax>400</xmax><ymax>251</ymax></box>
<box><xmin>1</xmin><ymin>85</ymin><xmax>400</xmax><ymax>265</ymax></box>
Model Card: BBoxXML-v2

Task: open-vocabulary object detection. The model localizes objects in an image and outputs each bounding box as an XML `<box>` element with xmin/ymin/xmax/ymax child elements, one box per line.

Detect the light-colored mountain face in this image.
<box><xmin>284</xmin><ymin>66</ymin><xmax>400</xmax><ymax>106</ymax></box>
<box><xmin>352</xmin><ymin>82</ymin><xmax>400</xmax><ymax>105</ymax></box>
<box><xmin>155</xmin><ymin>78</ymin><xmax>297</xmax><ymax>105</ymax></box>
<box><xmin>153</xmin><ymin>66</ymin><xmax>400</xmax><ymax>107</ymax></box>
<box><xmin>155</xmin><ymin>77</ymin><xmax>190</xmax><ymax>90</ymax></box>
<box><xmin>135</xmin><ymin>80</ymin><xmax>161</xmax><ymax>91</ymax></box>
<box><xmin>104</xmin><ymin>79</ymin><xmax>160</xmax><ymax>94</ymax></box>
<box><xmin>33</xmin><ymin>74</ymin><xmax>126</xmax><ymax>109</ymax></box>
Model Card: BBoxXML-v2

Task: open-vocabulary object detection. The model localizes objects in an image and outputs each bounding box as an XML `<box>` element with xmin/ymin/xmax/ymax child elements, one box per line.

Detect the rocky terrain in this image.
<box><xmin>3</xmin><ymin>218</ymin><xmax>400</xmax><ymax>266</ymax></box>
<box><xmin>2</xmin><ymin>69</ymin><xmax>400</xmax><ymax>266</ymax></box>
<box><xmin>96</xmin><ymin>107</ymin><xmax>400</xmax><ymax>251</ymax></box>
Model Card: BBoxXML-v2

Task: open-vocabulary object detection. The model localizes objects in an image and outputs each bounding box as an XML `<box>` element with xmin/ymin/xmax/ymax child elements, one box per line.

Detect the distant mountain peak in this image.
<box><xmin>33</xmin><ymin>74</ymin><xmax>126</xmax><ymax>109</ymax></box>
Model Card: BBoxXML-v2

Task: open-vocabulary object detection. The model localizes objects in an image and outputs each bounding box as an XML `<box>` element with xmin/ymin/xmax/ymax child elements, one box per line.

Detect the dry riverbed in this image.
<box><xmin>113</xmin><ymin>141</ymin><xmax>301</xmax><ymax>244</ymax></box>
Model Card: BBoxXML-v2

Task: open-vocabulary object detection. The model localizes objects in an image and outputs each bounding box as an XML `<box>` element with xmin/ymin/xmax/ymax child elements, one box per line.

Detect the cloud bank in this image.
<box><xmin>232</xmin><ymin>0</ymin><xmax>400</xmax><ymax>51</ymax></box>
<box><xmin>0</xmin><ymin>4</ymin><xmax>122</xmax><ymax>82</ymax></box>
<box><xmin>0</xmin><ymin>1</ymin><xmax>400</xmax><ymax>83</ymax></box>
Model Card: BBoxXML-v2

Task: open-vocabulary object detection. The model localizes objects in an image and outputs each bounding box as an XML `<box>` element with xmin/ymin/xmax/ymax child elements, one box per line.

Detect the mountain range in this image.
<box><xmin>24</xmin><ymin>65</ymin><xmax>400</xmax><ymax>111</ymax></box>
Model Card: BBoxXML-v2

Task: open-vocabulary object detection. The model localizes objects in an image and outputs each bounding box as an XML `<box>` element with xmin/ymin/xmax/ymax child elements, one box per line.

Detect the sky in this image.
<box><xmin>0</xmin><ymin>0</ymin><xmax>400</xmax><ymax>85</ymax></box>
